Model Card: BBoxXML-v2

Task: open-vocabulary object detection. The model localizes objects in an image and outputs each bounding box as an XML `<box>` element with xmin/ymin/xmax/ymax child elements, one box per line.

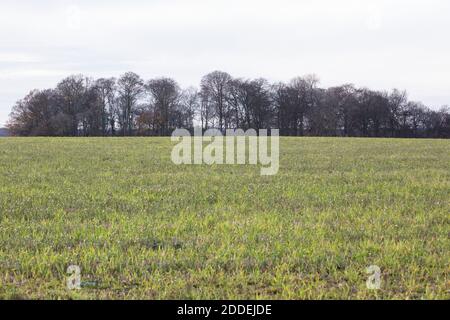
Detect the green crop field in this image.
<box><xmin>0</xmin><ymin>137</ymin><xmax>449</xmax><ymax>299</ymax></box>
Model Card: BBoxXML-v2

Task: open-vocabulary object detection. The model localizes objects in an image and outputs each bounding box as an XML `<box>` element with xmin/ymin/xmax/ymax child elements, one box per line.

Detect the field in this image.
<box><xmin>0</xmin><ymin>137</ymin><xmax>449</xmax><ymax>299</ymax></box>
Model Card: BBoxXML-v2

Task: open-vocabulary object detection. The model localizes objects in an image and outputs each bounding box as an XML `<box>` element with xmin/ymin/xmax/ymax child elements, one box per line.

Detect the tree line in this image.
<box><xmin>7</xmin><ymin>71</ymin><xmax>450</xmax><ymax>138</ymax></box>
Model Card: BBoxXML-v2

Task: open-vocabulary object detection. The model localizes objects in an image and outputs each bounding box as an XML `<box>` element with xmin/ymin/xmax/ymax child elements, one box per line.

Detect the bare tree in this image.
<box><xmin>7</xmin><ymin>90</ymin><xmax>55</xmax><ymax>136</ymax></box>
<box><xmin>56</xmin><ymin>75</ymin><xmax>87</xmax><ymax>136</ymax></box>
<box><xmin>288</xmin><ymin>75</ymin><xmax>320</xmax><ymax>136</ymax></box>
<box><xmin>94</xmin><ymin>78</ymin><xmax>117</xmax><ymax>135</ymax></box>
<box><xmin>387</xmin><ymin>89</ymin><xmax>408</xmax><ymax>137</ymax></box>
<box><xmin>146</xmin><ymin>78</ymin><xmax>181</xmax><ymax>135</ymax></box>
<box><xmin>200</xmin><ymin>71</ymin><xmax>232</xmax><ymax>131</ymax></box>
<box><xmin>228</xmin><ymin>78</ymin><xmax>272</xmax><ymax>130</ymax></box>
<box><xmin>179</xmin><ymin>87</ymin><xmax>200</xmax><ymax>129</ymax></box>
<box><xmin>117</xmin><ymin>72</ymin><xmax>144</xmax><ymax>135</ymax></box>
<box><xmin>7</xmin><ymin>71</ymin><xmax>450</xmax><ymax>138</ymax></box>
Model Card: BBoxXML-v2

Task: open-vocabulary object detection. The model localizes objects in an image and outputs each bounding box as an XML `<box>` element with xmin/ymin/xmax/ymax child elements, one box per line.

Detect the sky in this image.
<box><xmin>1</xmin><ymin>0</ymin><xmax>449</xmax><ymax>126</ymax></box>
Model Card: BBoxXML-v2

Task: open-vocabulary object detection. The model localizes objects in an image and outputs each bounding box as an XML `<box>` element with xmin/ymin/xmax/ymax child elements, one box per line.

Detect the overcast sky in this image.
<box><xmin>1</xmin><ymin>0</ymin><xmax>449</xmax><ymax>126</ymax></box>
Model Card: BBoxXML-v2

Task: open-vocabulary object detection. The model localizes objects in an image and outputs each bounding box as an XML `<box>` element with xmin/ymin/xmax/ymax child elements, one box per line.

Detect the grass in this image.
<box><xmin>0</xmin><ymin>137</ymin><xmax>449</xmax><ymax>299</ymax></box>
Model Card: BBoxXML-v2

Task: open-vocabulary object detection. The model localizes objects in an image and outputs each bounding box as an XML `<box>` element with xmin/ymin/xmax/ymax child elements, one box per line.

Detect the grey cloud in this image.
<box><xmin>0</xmin><ymin>0</ymin><xmax>449</xmax><ymax>126</ymax></box>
